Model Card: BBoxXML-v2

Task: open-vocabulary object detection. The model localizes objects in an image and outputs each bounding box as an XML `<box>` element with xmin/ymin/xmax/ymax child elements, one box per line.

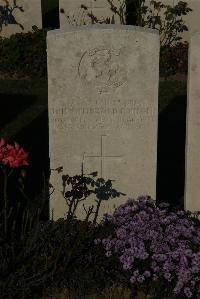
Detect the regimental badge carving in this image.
<box><xmin>78</xmin><ymin>47</ymin><xmax>127</xmax><ymax>93</ymax></box>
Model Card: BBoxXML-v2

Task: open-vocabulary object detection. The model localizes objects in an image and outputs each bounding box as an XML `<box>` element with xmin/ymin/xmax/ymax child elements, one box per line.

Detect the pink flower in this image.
<box><xmin>1</xmin><ymin>141</ymin><xmax>29</xmax><ymax>168</ymax></box>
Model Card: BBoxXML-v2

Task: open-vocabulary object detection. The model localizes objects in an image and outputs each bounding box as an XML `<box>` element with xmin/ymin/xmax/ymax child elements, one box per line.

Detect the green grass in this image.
<box><xmin>0</xmin><ymin>79</ymin><xmax>47</xmax><ymax>140</ymax></box>
<box><xmin>158</xmin><ymin>80</ymin><xmax>187</xmax><ymax>114</ymax></box>
<box><xmin>0</xmin><ymin>79</ymin><xmax>47</xmax><ymax>96</ymax></box>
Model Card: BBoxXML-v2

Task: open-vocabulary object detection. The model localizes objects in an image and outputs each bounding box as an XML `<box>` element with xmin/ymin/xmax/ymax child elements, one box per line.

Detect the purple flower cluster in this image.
<box><xmin>95</xmin><ymin>196</ymin><xmax>200</xmax><ymax>298</ymax></box>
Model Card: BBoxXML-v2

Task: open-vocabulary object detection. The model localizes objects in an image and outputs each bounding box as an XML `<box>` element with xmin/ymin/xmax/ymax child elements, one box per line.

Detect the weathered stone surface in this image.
<box><xmin>145</xmin><ymin>0</ymin><xmax>196</xmax><ymax>43</ymax></box>
<box><xmin>0</xmin><ymin>0</ymin><xmax>42</xmax><ymax>37</ymax></box>
<box><xmin>59</xmin><ymin>0</ymin><xmax>125</xmax><ymax>27</ymax></box>
<box><xmin>179</xmin><ymin>0</ymin><xmax>200</xmax><ymax>42</ymax></box>
<box><xmin>185</xmin><ymin>32</ymin><xmax>200</xmax><ymax>212</ymax></box>
<box><xmin>47</xmin><ymin>25</ymin><xmax>159</xmax><ymax>221</ymax></box>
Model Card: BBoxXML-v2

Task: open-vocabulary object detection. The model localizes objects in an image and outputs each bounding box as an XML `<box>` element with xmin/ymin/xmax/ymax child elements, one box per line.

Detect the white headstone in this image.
<box><xmin>184</xmin><ymin>32</ymin><xmax>200</xmax><ymax>212</ymax></box>
<box><xmin>59</xmin><ymin>0</ymin><xmax>125</xmax><ymax>27</ymax></box>
<box><xmin>0</xmin><ymin>0</ymin><xmax>42</xmax><ymax>37</ymax></box>
<box><xmin>47</xmin><ymin>25</ymin><xmax>159</xmax><ymax>221</ymax></box>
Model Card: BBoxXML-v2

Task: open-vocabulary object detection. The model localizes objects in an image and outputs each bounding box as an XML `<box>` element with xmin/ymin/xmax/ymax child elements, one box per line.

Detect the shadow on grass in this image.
<box><xmin>0</xmin><ymin>93</ymin><xmax>36</xmax><ymax>127</ymax></box>
<box><xmin>156</xmin><ymin>95</ymin><xmax>187</xmax><ymax>208</ymax></box>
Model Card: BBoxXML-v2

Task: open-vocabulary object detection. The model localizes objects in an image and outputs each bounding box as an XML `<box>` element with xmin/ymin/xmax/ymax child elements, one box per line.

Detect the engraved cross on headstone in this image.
<box><xmin>82</xmin><ymin>135</ymin><xmax>123</xmax><ymax>178</ymax></box>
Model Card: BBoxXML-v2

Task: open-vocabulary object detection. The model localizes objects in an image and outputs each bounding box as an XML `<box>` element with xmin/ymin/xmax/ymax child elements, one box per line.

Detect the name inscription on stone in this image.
<box><xmin>49</xmin><ymin>98</ymin><xmax>155</xmax><ymax>130</ymax></box>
